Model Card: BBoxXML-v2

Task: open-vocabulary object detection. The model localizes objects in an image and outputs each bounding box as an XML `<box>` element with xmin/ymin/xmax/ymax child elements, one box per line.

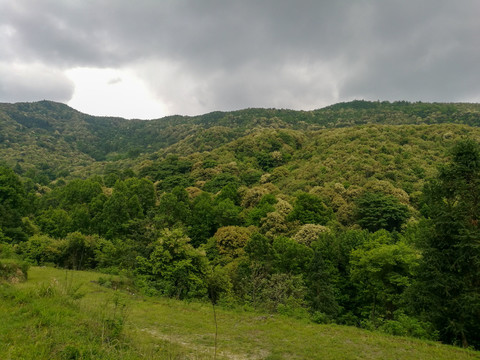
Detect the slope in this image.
<box><xmin>1</xmin><ymin>266</ymin><xmax>479</xmax><ymax>360</ymax></box>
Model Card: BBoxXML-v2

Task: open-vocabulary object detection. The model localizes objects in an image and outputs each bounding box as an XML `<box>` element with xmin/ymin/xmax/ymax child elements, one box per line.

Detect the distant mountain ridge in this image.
<box><xmin>1</xmin><ymin>99</ymin><xmax>480</xmax><ymax>181</ymax></box>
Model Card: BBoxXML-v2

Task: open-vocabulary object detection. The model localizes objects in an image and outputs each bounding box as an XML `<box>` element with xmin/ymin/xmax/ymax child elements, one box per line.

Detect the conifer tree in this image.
<box><xmin>415</xmin><ymin>139</ymin><xmax>480</xmax><ymax>348</ymax></box>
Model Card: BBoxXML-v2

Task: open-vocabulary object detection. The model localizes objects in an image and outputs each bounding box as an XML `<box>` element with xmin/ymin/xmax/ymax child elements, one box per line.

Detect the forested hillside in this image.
<box><xmin>1</xmin><ymin>100</ymin><xmax>480</xmax><ymax>354</ymax></box>
<box><xmin>1</xmin><ymin>100</ymin><xmax>480</xmax><ymax>180</ymax></box>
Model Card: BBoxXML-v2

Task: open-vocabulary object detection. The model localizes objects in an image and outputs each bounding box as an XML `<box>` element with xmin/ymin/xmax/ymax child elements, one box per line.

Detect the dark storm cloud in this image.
<box><xmin>1</xmin><ymin>0</ymin><xmax>479</xmax><ymax>114</ymax></box>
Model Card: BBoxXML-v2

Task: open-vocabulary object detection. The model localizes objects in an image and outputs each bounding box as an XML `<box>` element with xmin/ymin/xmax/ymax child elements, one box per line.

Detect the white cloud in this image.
<box><xmin>65</xmin><ymin>67</ymin><xmax>168</xmax><ymax>119</ymax></box>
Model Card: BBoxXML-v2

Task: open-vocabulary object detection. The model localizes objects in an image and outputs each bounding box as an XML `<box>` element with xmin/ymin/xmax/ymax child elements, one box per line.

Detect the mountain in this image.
<box><xmin>1</xmin><ymin>99</ymin><xmax>479</xmax><ymax>184</ymax></box>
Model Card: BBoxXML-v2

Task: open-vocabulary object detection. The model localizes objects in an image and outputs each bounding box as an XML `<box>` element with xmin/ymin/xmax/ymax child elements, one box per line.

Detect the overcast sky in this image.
<box><xmin>1</xmin><ymin>1</ymin><xmax>479</xmax><ymax>119</ymax></box>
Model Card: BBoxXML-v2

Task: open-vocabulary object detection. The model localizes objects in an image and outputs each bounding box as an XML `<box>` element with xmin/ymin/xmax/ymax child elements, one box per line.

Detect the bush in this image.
<box><xmin>0</xmin><ymin>259</ymin><xmax>29</xmax><ymax>283</ymax></box>
<box><xmin>378</xmin><ymin>313</ymin><xmax>438</xmax><ymax>340</ymax></box>
<box><xmin>135</xmin><ymin>228</ymin><xmax>209</xmax><ymax>299</ymax></box>
<box><xmin>0</xmin><ymin>242</ymin><xmax>15</xmax><ymax>258</ymax></box>
<box><xmin>17</xmin><ymin>234</ymin><xmax>63</xmax><ymax>265</ymax></box>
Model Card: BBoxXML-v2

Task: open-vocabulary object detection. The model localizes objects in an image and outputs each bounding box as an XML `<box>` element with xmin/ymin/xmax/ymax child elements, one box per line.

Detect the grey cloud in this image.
<box><xmin>108</xmin><ymin>77</ymin><xmax>122</xmax><ymax>85</ymax></box>
<box><xmin>339</xmin><ymin>1</ymin><xmax>480</xmax><ymax>102</ymax></box>
<box><xmin>0</xmin><ymin>62</ymin><xmax>74</xmax><ymax>103</ymax></box>
<box><xmin>1</xmin><ymin>0</ymin><xmax>480</xmax><ymax>112</ymax></box>
<box><xmin>1</xmin><ymin>1</ymin><xmax>357</xmax><ymax>67</ymax></box>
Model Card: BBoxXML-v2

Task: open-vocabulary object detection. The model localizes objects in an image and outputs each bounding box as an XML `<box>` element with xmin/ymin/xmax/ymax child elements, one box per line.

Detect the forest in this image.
<box><xmin>1</xmin><ymin>100</ymin><xmax>480</xmax><ymax>355</ymax></box>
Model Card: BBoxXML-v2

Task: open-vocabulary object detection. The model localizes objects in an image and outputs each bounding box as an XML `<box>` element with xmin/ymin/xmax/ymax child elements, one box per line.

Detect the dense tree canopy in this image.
<box><xmin>3</xmin><ymin>100</ymin><xmax>480</xmax><ymax>350</ymax></box>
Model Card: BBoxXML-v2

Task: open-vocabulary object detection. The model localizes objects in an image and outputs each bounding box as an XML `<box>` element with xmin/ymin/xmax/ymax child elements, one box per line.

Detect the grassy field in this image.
<box><xmin>1</xmin><ymin>266</ymin><xmax>479</xmax><ymax>360</ymax></box>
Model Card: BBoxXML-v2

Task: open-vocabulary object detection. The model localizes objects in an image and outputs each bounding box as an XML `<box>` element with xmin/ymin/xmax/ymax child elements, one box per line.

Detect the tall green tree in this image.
<box><xmin>0</xmin><ymin>166</ymin><xmax>27</xmax><ymax>242</ymax></box>
<box><xmin>350</xmin><ymin>231</ymin><xmax>419</xmax><ymax>324</ymax></box>
<box><xmin>414</xmin><ymin>139</ymin><xmax>480</xmax><ymax>348</ymax></box>
<box><xmin>188</xmin><ymin>192</ymin><xmax>217</xmax><ymax>247</ymax></box>
<box><xmin>355</xmin><ymin>192</ymin><xmax>409</xmax><ymax>232</ymax></box>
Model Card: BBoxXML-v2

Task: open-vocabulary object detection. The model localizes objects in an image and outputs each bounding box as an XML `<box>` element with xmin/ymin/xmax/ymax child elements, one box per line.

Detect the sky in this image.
<box><xmin>1</xmin><ymin>1</ymin><xmax>480</xmax><ymax>119</ymax></box>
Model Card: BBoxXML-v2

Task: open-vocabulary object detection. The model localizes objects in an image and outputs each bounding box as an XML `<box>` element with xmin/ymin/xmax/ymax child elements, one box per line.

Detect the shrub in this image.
<box><xmin>0</xmin><ymin>259</ymin><xmax>29</xmax><ymax>283</ymax></box>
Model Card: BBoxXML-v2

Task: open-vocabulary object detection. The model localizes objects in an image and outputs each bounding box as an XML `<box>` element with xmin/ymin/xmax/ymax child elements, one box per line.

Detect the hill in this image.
<box><xmin>2</xmin><ymin>100</ymin><xmax>480</xmax><ymax>353</ymax></box>
<box><xmin>1</xmin><ymin>100</ymin><xmax>480</xmax><ymax>182</ymax></box>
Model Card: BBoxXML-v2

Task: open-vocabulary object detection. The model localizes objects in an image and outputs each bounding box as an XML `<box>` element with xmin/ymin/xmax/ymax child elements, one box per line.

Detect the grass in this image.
<box><xmin>1</xmin><ymin>266</ymin><xmax>479</xmax><ymax>359</ymax></box>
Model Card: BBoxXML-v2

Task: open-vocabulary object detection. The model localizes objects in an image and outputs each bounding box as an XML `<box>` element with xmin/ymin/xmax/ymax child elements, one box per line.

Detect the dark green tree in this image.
<box><xmin>100</xmin><ymin>180</ymin><xmax>143</xmax><ymax>238</ymax></box>
<box><xmin>355</xmin><ymin>192</ymin><xmax>409</xmax><ymax>232</ymax></box>
<box><xmin>62</xmin><ymin>232</ymin><xmax>98</xmax><ymax>270</ymax></box>
<box><xmin>287</xmin><ymin>193</ymin><xmax>334</xmax><ymax>225</ymax></box>
<box><xmin>0</xmin><ymin>166</ymin><xmax>28</xmax><ymax>242</ymax></box>
<box><xmin>123</xmin><ymin>177</ymin><xmax>156</xmax><ymax>214</ymax></box>
<box><xmin>309</xmin><ymin>230</ymin><xmax>370</xmax><ymax>324</ymax></box>
<box><xmin>272</xmin><ymin>236</ymin><xmax>313</xmax><ymax>275</ymax></box>
<box><xmin>214</xmin><ymin>199</ymin><xmax>242</xmax><ymax>227</ymax></box>
<box><xmin>414</xmin><ymin>139</ymin><xmax>480</xmax><ymax>348</ymax></box>
<box><xmin>305</xmin><ymin>247</ymin><xmax>340</xmax><ymax>320</ymax></box>
<box><xmin>245</xmin><ymin>194</ymin><xmax>276</xmax><ymax>226</ymax></box>
<box><xmin>187</xmin><ymin>192</ymin><xmax>217</xmax><ymax>247</ymax></box>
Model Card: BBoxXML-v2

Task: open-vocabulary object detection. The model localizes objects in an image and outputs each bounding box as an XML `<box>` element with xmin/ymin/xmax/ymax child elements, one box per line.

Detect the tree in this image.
<box><xmin>187</xmin><ymin>192</ymin><xmax>217</xmax><ymax>247</ymax></box>
<box><xmin>287</xmin><ymin>193</ymin><xmax>334</xmax><ymax>225</ymax></box>
<box><xmin>100</xmin><ymin>180</ymin><xmax>144</xmax><ymax>238</ymax></box>
<box><xmin>350</xmin><ymin>231</ymin><xmax>419</xmax><ymax>325</ymax></box>
<box><xmin>214</xmin><ymin>199</ymin><xmax>242</xmax><ymax>227</ymax></box>
<box><xmin>355</xmin><ymin>192</ymin><xmax>409</xmax><ymax>232</ymax></box>
<box><xmin>36</xmin><ymin>208</ymin><xmax>73</xmax><ymax>239</ymax></box>
<box><xmin>245</xmin><ymin>194</ymin><xmax>276</xmax><ymax>226</ymax></box>
<box><xmin>123</xmin><ymin>177</ymin><xmax>156</xmax><ymax>214</ymax></box>
<box><xmin>136</xmin><ymin>228</ymin><xmax>209</xmax><ymax>299</ymax></box>
<box><xmin>156</xmin><ymin>187</ymin><xmax>191</xmax><ymax>228</ymax></box>
<box><xmin>213</xmin><ymin>226</ymin><xmax>252</xmax><ymax>261</ymax></box>
<box><xmin>272</xmin><ymin>236</ymin><xmax>313</xmax><ymax>275</ymax></box>
<box><xmin>414</xmin><ymin>139</ymin><xmax>480</xmax><ymax>348</ymax></box>
<box><xmin>62</xmin><ymin>232</ymin><xmax>98</xmax><ymax>270</ymax></box>
<box><xmin>293</xmin><ymin>224</ymin><xmax>330</xmax><ymax>246</ymax></box>
<box><xmin>58</xmin><ymin>179</ymin><xmax>103</xmax><ymax>210</ymax></box>
<box><xmin>19</xmin><ymin>234</ymin><xmax>63</xmax><ymax>265</ymax></box>
<box><xmin>305</xmin><ymin>246</ymin><xmax>340</xmax><ymax>320</ymax></box>
<box><xmin>309</xmin><ymin>229</ymin><xmax>370</xmax><ymax>324</ymax></box>
<box><xmin>0</xmin><ymin>166</ymin><xmax>27</xmax><ymax>242</ymax></box>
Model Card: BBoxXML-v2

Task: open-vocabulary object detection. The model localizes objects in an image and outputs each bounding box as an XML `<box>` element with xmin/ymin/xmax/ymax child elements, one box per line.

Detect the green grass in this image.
<box><xmin>1</xmin><ymin>266</ymin><xmax>479</xmax><ymax>360</ymax></box>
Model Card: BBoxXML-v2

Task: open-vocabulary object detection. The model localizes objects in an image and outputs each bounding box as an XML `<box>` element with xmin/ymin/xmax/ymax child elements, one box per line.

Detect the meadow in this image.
<box><xmin>1</xmin><ymin>266</ymin><xmax>479</xmax><ymax>360</ymax></box>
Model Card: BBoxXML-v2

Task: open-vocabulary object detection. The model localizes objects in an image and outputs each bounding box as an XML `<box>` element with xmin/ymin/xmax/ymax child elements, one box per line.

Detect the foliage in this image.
<box><xmin>245</xmin><ymin>193</ymin><xmax>277</xmax><ymax>226</ymax></box>
<box><xmin>355</xmin><ymin>192</ymin><xmax>410</xmax><ymax>232</ymax></box>
<box><xmin>62</xmin><ymin>232</ymin><xmax>99</xmax><ymax>270</ymax></box>
<box><xmin>18</xmin><ymin>234</ymin><xmax>63</xmax><ymax>265</ymax></box>
<box><xmin>0</xmin><ymin>259</ymin><xmax>29</xmax><ymax>283</ymax></box>
<box><xmin>414</xmin><ymin>139</ymin><xmax>480</xmax><ymax>348</ymax></box>
<box><xmin>4</xmin><ymin>101</ymin><xmax>480</xmax><ymax>349</ymax></box>
<box><xmin>136</xmin><ymin>228</ymin><xmax>209</xmax><ymax>299</ymax></box>
<box><xmin>287</xmin><ymin>193</ymin><xmax>334</xmax><ymax>225</ymax></box>
<box><xmin>293</xmin><ymin>224</ymin><xmax>330</xmax><ymax>246</ymax></box>
<box><xmin>350</xmin><ymin>231</ymin><xmax>419</xmax><ymax>324</ymax></box>
<box><xmin>212</xmin><ymin>226</ymin><xmax>253</xmax><ymax>261</ymax></box>
<box><xmin>0</xmin><ymin>166</ymin><xmax>28</xmax><ymax>242</ymax></box>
